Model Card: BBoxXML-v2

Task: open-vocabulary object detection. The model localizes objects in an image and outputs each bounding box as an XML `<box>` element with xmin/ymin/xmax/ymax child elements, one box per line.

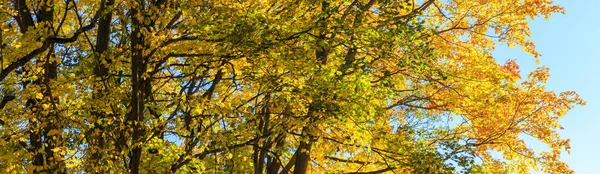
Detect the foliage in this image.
<box><xmin>0</xmin><ymin>0</ymin><xmax>583</xmax><ymax>173</ymax></box>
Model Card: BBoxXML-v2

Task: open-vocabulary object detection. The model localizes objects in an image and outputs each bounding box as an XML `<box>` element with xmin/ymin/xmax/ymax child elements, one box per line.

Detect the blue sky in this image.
<box><xmin>492</xmin><ymin>0</ymin><xmax>599</xmax><ymax>172</ymax></box>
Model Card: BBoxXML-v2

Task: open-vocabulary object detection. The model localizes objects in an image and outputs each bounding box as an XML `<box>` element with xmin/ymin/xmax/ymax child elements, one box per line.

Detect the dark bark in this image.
<box><xmin>293</xmin><ymin>125</ymin><xmax>315</xmax><ymax>174</ymax></box>
<box><xmin>128</xmin><ymin>7</ymin><xmax>145</xmax><ymax>173</ymax></box>
<box><xmin>95</xmin><ymin>0</ymin><xmax>115</xmax><ymax>75</ymax></box>
<box><xmin>254</xmin><ymin>97</ymin><xmax>271</xmax><ymax>173</ymax></box>
<box><xmin>38</xmin><ymin>0</ymin><xmax>64</xmax><ymax>172</ymax></box>
<box><xmin>169</xmin><ymin>67</ymin><xmax>224</xmax><ymax>172</ymax></box>
<box><xmin>293</xmin><ymin>2</ymin><xmax>330</xmax><ymax>173</ymax></box>
<box><xmin>253</xmin><ymin>116</ymin><xmax>265</xmax><ymax>173</ymax></box>
<box><xmin>14</xmin><ymin>0</ymin><xmax>65</xmax><ymax>173</ymax></box>
<box><xmin>258</xmin><ymin>101</ymin><xmax>271</xmax><ymax>173</ymax></box>
<box><xmin>15</xmin><ymin>0</ymin><xmax>35</xmax><ymax>33</ymax></box>
<box><xmin>0</xmin><ymin>95</ymin><xmax>15</xmax><ymax>110</ymax></box>
<box><xmin>266</xmin><ymin>134</ymin><xmax>285</xmax><ymax>174</ymax></box>
<box><xmin>0</xmin><ymin>19</ymin><xmax>98</xmax><ymax>84</ymax></box>
<box><xmin>87</xmin><ymin>0</ymin><xmax>115</xmax><ymax>171</ymax></box>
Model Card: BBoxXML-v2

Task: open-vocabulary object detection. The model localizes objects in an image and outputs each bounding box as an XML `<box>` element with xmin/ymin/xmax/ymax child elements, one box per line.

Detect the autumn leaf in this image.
<box><xmin>0</xmin><ymin>0</ymin><xmax>581</xmax><ymax>173</ymax></box>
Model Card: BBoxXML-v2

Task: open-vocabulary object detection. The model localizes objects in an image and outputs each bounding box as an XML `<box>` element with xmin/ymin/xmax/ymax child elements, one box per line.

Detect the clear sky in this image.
<box><xmin>491</xmin><ymin>0</ymin><xmax>599</xmax><ymax>173</ymax></box>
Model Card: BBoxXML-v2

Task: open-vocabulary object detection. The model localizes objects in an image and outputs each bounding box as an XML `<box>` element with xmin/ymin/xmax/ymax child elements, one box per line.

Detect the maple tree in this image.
<box><xmin>0</xmin><ymin>0</ymin><xmax>584</xmax><ymax>173</ymax></box>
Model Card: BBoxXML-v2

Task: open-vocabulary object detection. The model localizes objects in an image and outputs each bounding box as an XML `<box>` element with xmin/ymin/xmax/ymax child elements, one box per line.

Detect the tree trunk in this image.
<box><xmin>88</xmin><ymin>0</ymin><xmax>115</xmax><ymax>171</ymax></box>
<box><xmin>128</xmin><ymin>5</ymin><xmax>146</xmax><ymax>174</ymax></box>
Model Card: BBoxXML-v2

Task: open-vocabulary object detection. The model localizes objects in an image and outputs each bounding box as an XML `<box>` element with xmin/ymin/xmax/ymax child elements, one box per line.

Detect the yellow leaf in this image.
<box><xmin>47</xmin><ymin>129</ymin><xmax>61</xmax><ymax>136</ymax></box>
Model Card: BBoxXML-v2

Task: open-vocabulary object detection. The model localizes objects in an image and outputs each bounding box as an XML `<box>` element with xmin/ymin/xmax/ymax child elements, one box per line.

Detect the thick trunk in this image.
<box><xmin>15</xmin><ymin>0</ymin><xmax>35</xmax><ymax>33</ymax></box>
<box><xmin>294</xmin><ymin>2</ymin><xmax>330</xmax><ymax>172</ymax></box>
<box><xmin>42</xmin><ymin>51</ymin><xmax>63</xmax><ymax>173</ymax></box>
<box><xmin>293</xmin><ymin>135</ymin><xmax>312</xmax><ymax>174</ymax></box>
<box><xmin>128</xmin><ymin>6</ymin><xmax>146</xmax><ymax>174</ymax></box>
<box><xmin>293</xmin><ymin>113</ymin><xmax>315</xmax><ymax>174</ymax></box>
<box><xmin>16</xmin><ymin>0</ymin><xmax>64</xmax><ymax>172</ymax></box>
<box><xmin>253</xmin><ymin>117</ymin><xmax>265</xmax><ymax>174</ymax></box>
<box><xmin>88</xmin><ymin>0</ymin><xmax>115</xmax><ymax>170</ymax></box>
<box><xmin>254</xmin><ymin>98</ymin><xmax>270</xmax><ymax>173</ymax></box>
<box><xmin>266</xmin><ymin>134</ymin><xmax>285</xmax><ymax>174</ymax></box>
<box><xmin>39</xmin><ymin>1</ymin><xmax>63</xmax><ymax>171</ymax></box>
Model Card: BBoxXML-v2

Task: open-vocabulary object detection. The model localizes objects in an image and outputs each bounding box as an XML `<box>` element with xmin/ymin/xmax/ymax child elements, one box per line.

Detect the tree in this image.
<box><xmin>0</xmin><ymin>0</ymin><xmax>583</xmax><ymax>173</ymax></box>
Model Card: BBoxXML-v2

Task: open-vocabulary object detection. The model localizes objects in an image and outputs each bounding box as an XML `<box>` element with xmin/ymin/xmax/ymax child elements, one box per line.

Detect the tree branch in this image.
<box><xmin>0</xmin><ymin>20</ymin><xmax>98</xmax><ymax>83</ymax></box>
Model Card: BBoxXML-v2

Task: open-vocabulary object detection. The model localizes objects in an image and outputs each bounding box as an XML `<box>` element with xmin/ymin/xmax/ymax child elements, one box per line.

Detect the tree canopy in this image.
<box><xmin>0</xmin><ymin>0</ymin><xmax>584</xmax><ymax>173</ymax></box>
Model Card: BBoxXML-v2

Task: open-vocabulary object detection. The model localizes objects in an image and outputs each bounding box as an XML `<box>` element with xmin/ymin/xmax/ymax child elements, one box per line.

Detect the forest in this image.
<box><xmin>0</xmin><ymin>0</ymin><xmax>584</xmax><ymax>173</ymax></box>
